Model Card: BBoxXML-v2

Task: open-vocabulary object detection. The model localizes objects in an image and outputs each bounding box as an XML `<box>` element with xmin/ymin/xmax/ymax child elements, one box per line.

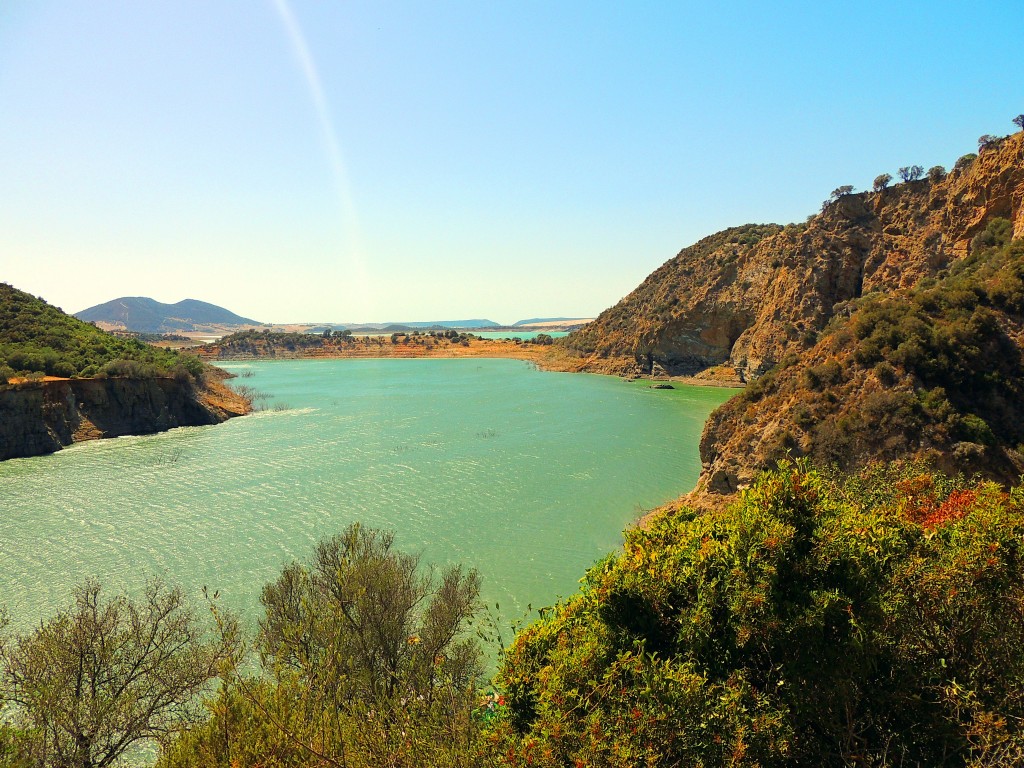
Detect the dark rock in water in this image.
<box><xmin>650</xmin><ymin>383</ymin><xmax>675</xmax><ymax>390</ymax></box>
<box><xmin>0</xmin><ymin>377</ymin><xmax>247</xmax><ymax>461</ymax></box>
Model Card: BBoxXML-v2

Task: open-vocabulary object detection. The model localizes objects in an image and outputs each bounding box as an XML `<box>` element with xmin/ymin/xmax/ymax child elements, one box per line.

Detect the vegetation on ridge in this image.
<box><xmin>487</xmin><ymin>461</ymin><xmax>1024</xmax><ymax>767</ymax></box>
<box><xmin>0</xmin><ymin>283</ymin><xmax>204</xmax><ymax>383</ymax></box>
<box><xmin>558</xmin><ymin>126</ymin><xmax>1024</xmax><ymax>491</ymax></box>
<box><xmin>703</xmin><ymin>219</ymin><xmax>1024</xmax><ymax>491</ymax></box>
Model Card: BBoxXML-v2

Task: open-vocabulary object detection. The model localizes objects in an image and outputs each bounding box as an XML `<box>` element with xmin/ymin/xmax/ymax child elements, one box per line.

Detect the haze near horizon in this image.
<box><xmin>1</xmin><ymin>1</ymin><xmax>1021</xmax><ymax>323</ymax></box>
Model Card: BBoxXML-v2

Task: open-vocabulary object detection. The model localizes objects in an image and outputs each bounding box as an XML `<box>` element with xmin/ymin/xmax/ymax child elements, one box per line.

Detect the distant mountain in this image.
<box><xmin>76</xmin><ymin>297</ymin><xmax>261</xmax><ymax>334</ymax></box>
<box><xmin>0</xmin><ymin>283</ymin><xmax>249</xmax><ymax>460</ymax></box>
<box><xmin>328</xmin><ymin>320</ymin><xmax>500</xmax><ymax>331</ymax></box>
<box><xmin>513</xmin><ymin>317</ymin><xmax>590</xmax><ymax>326</ymax></box>
<box><xmin>386</xmin><ymin>319</ymin><xmax>499</xmax><ymax>329</ymax></box>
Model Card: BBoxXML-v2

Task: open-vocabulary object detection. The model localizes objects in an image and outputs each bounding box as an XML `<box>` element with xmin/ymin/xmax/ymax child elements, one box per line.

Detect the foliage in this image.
<box><xmin>842</xmin><ymin>242</ymin><xmax>1024</xmax><ymax>450</ymax></box>
<box><xmin>954</xmin><ymin>153</ymin><xmax>977</xmax><ymax>173</ymax></box>
<box><xmin>1014</xmin><ymin>114</ymin><xmax>1024</xmax><ymax>132</ymax></box>
<box><xmin>978</xmin><ymin>135</ymin><xmax>999</xmax><ymax>151</ymax></box>
<box><xmin>0</xmin><ymin>580</ymin><xmax>231</xmax><ymax>768</ymax></box>
<box><xmin>822</xmin><ymin>186</ymin><xmax>855</xmax><ymax>213</ymax></box>
<box><xmin>872</xmin><ymin>173</ymin><xmax>892</xmax><ymax>192</ymax></box>
<box><xmin>206</xmin><ymin>329</ymin><xmax>330</xmax><ymax>356</ymax></box>
<box><xmin>928</xmin><ymin>165</ymin><xmax>947</xmax><ymax>182</ymax></box>
<box><xmin>160</xmin><ymin>524</ymin><xmax>485</xmax><ymax>767</ymax></box>
<box><xmin>484</xmin><ymin>462</ymin><xmax>1024</xmax><ymax>767</ymax></box>
<box><xmin>0</xmin><ymin>283</ymin><xmax>204</xmax><ymax>381</ymax></box>
<box><xmin>898</xmin><ymin>165</ymin><xmax>924</xmax><ymax>182</ymax></box>
<box><xmin>121</xmin><ymin>332</ymin><xmax>192</xmax><ymax>343</ymax></box>
<box><xmin>722</xmin><ymin>220</ymin><xmax>1024</xmax><ymax>479</ymax></box>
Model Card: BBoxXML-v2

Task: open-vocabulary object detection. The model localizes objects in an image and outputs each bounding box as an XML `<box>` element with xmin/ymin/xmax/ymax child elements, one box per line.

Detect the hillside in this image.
<box><xmin>2</xmin><ymin>284</ymin><xmax>204</xmax><ymax>380</ymax></box>
<box><xmin>564</xmin><ymin>130</ymin><xmax>1024</xmax><ymax>493</ymax></box>
<box><xmin>76</xmin><ymin>296</ymin><xmax>260</xmax><ymax>333</ymax></box>
<box><xmin>566</xmin><ymin>133</ymin><xmax>1024</xmax><ymax>380</ymax></box>
<box><xmin>0</xmin><ymin>284</ymin><xmax>249</xmax><ymax>459</ymax></box>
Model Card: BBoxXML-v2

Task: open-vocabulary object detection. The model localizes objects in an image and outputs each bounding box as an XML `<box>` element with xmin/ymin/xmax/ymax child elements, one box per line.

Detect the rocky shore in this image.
<box><xmin>0</xmin><ymin>372</ymin><xmax>249</xmax><ymax>461</ymax></box>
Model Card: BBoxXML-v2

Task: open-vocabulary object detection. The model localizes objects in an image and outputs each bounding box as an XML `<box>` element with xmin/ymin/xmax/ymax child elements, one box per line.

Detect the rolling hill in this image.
<box><xmin>76</xmin><ymin>297</ymin><xmax>261</xmax><ymax>333</ymax></box>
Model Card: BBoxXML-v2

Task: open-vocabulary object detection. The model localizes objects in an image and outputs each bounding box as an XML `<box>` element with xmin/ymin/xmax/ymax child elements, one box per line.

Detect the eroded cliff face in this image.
<box><xmin>564</xmin><ymin>132</ymin><xmax>1024</xmax><ymax>502</ymax></box>
<box><xmin>0</xmin><ymin>375</ymin><xmax>249</xmax><ymax>461</ymax></box>
<box><xmin>565</xmin><ymin>133</ymin><xmax>1024</xmax><ymax>379</ymax></box>
<box><xmin>693</xmin><ymin>136</ymin><xmax>1024</xmax><ymax>496</ymax></box>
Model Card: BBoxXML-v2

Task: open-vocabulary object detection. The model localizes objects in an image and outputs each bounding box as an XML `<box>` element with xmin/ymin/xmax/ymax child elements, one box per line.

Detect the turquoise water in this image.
<box><xmin>0</xmin><ymin>359</ymin><xmax>732</xmax><ymax>633</ymax></box>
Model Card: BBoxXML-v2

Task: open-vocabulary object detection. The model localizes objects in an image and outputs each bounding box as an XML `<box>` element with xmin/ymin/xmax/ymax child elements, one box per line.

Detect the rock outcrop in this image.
<box><xmin>565</xmin><ymin>133</ymin><xmax>1024</xmax><ymax>380</ymax></box>
<box><xmin>0</xmin><ymin>374</ymin><xmax>249</xmax><ymax>461</ymax></box>
<box><xmin>566</xmin><ymin>131</ymin><xmax>1024</xmax><ymax>497</ymax></box>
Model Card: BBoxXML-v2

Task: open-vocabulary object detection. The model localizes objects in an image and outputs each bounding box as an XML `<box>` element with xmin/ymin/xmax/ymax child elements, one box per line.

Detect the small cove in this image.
<box><xmin>0</xmin><ymin>358</ymin><xmax>733</xmax><ymax>632</ymax></box>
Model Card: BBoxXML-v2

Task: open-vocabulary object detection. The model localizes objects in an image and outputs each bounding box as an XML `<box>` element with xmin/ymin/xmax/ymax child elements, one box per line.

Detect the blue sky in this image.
<box><xmin>1</xmin><ymin>1</ymin><xmax>1021</xmax><ymax>324</ymax></box>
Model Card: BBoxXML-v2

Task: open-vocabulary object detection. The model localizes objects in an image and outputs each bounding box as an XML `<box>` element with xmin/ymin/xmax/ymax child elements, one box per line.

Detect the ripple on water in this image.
<box><xmin>0</xmin><ymin>359</ymin><xmax>733</xmax><ymax>631</ymax></box>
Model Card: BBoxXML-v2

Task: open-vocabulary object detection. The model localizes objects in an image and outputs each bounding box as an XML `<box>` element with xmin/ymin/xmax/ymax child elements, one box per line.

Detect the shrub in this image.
<box><xmin>1</xmin><ymin>581</ymin><xmax>231</xmax><ymax>768</ymax></box>
<box><xmin>0</xmin><ymin>283</ymin><xmax>207</xmax><ymax>380</ymax></box>
<box><xmin>953</xmin><ymin>153</ymin><xmax>977</xmax><ymax>173</ymax></box>
<box><xmin>160</xmin><ymin>525</ymin><xmax>486</xmax><ymax>767</ymax></box>
<box><xmin>898</xmin><ymin>165</ymin><xmax>924</xmax><ymax>182</ymax></box>
<box><xmin>484</xmin><ymin>463</ymin><xmax>1024</xmax><ymax>767</ymax></box>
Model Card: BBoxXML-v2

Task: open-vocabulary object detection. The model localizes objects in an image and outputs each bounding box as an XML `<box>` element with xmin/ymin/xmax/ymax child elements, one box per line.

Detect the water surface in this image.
<box><xmin>0</xmin><ymin>359</ymin><xmax>733</xmax><ymax>631</ymax></box>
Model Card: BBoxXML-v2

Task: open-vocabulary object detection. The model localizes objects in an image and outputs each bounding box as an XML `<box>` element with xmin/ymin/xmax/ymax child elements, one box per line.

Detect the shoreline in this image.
<box><xmin>195</xmin><ymin>337</ymin><xmax>747</xmax><ymax>389</ymax></box>
<box><xmin>198</xmin><ymin>339</ymin><xmax>746</xmax><ymax>524</ymax></box>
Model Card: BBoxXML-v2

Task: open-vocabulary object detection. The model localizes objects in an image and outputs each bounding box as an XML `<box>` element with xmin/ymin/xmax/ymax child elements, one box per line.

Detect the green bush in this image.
<box><xmin>160</xmin><ymin>524</ymin><xmax>486</xmax><ymax>768</ymax></box>
<box><xmin>483</xmin><ymin>462</ymin><xmax>1024</xmax><ymax>767</ymax></box>
<box><xmin>832</xmin><ymin>226</ymin><xmax>1024</xmax><ymax>452</ymax></box>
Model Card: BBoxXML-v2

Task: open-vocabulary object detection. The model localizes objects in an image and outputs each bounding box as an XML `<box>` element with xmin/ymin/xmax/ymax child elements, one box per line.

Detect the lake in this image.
<box><xmin>0</xmin><ymin>358</ymin><xmax>732</xmax><ymax>634</ymax></box>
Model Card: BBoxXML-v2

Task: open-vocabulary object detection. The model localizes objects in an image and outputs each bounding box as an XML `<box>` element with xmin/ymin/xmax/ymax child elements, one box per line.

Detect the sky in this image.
<box><xmin>1</xmin><ymin>2</ymin><xmax>1022</xmax><ymax>325</ymax></box>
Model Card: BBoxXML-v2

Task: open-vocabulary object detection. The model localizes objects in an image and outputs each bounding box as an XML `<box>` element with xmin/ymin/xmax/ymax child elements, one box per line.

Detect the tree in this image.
<box><xmin>161</xmin><ymin>524</ymin><xmax>486</xmax><ymax>767</ymax></box>
<box><xmin>1014</xmin><ymin>114</ymin><xmax>1024</xmax><ymax>131</ymax></box>
<box><xmin>979</xmin><ymin>134</ymin><xmax>999</xmax><ymax>151</ymax></box>
<box><xmin>262</xmin><ymin>525</ymin><xmax>481</xmax><ymax>702</ymax></box>
<box><xmin>898</xmin><ymin>165</ymin><xmax>924</xmax><ymax>182</ymax></box>
<box><xmin>927</xmin><ymin>165</ymin><xmax>946</xmax><ymax>182</ymax></box>
<box><xmin>822</xmin><ymin>185</ymin><xmax>855</xmax><ymax>212</ymax></box>
<box><xmin>0</xmin><ymin>580</ymin><xmax>231</xmax><ymax>768</ymax></box>
<box><xmin>872</xmin><ymin>173</ymin><xmax>892</xmax><ymax>192</ymax></box>
<box><xmin>954</xmin><ymin>153</ymin><xmax>977</xmax><ymax>173</ymax></box>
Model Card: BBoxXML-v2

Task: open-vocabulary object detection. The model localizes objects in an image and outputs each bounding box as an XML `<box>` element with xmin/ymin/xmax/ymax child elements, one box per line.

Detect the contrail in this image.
<box><xmin>270</xmin><ymin>0</ymin><xmax>370</xmax><ymax>306</ymax></box>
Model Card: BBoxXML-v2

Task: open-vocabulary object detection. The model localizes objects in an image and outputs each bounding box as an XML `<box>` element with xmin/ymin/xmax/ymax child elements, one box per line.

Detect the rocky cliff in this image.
<box><xmin>566</xmin><ymin>133</ymin><xmax>1024</xmax><ymax>380</ymax></box>
<box><xmin>567</xmin><ymin>131</ymin><xmax>1024</xmax><ymax>497</ymax></box>
<box><xmin>0</xmin><ymin>374</ymin><xmax>249</xmax><ymax>461</ymax></box>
